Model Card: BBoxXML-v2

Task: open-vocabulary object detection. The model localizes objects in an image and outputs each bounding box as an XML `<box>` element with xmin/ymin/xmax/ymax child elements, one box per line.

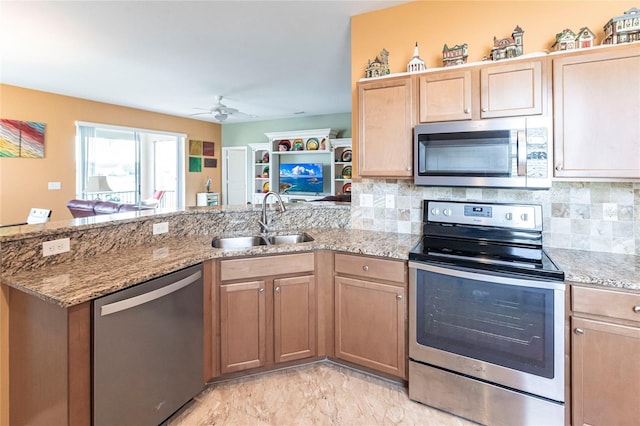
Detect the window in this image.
<box><xmin>76</xmin><ymin>122</ymin><xmax>185</xmax><ymax>209</ymax></box>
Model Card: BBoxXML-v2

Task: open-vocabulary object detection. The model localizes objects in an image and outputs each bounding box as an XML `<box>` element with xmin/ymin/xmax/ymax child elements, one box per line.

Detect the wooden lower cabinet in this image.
<box><xmin>334</xmin><ymin>253</ymin><xmax>407</xmax><ymax>379</ymax></box>
<box><xmin>274</xmin><ymin>275</ymin><xmax>316</xmax><ymax>363</ymax></box>
<box><xmin>216</xmin><ymin>253</ymin><xmax>317</xmax><ymax>376</ymax></box>
<box><xmin>220</xmin><ymin>280</ymin><xmax>267</xmax><ymax>374</ymax></box>
<box><xmin>571</xmin><ymin>285</ymin><xmax>640</xmax><ymax>426</ymax></box>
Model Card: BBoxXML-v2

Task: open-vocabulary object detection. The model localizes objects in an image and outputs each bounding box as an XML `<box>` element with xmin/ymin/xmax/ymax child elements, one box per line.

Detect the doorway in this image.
<box><xmin>222</xmin><ymin>147</ymin><xmax>247</xmax><ymax>205</ymax></box>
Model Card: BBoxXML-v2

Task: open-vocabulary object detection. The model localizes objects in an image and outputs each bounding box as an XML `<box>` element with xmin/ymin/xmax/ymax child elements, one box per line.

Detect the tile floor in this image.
<box><xmin>168</xmin><ymin>361</ymin><xmax>474</xmax><ymax>425</ymax></box>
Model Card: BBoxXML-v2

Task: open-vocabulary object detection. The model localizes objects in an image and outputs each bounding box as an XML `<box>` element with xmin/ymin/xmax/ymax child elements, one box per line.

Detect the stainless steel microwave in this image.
<box><xmin>414</xmin><ymin>117</ymin><xmax>552</xmax><ymax>189</ymax></box>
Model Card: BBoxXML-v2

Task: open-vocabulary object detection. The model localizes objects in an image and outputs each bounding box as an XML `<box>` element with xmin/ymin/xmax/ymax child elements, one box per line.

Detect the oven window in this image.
<box><xmin>418</xmin><ymin>130</ymin><xmax>513</xmax><ymax>176</ymax></box>
<box><xmin>415</xmin><ymin>269</ymin><xmax>554</xmax><ymax>378</ymax></box>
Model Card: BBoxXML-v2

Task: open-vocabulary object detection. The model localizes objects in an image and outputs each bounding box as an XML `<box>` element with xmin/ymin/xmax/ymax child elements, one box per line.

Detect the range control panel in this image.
<box><xmin>426</xmin><ymin>200</ymin><xmax>542</xmax><ymax>230</ymax></box>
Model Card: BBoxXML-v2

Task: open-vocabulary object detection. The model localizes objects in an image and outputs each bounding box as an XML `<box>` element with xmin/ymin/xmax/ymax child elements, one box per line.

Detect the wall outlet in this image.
<box><xmin>47</xmin><ymin>181</ymin><xmax>61</xmax><ymax>190</ymax></box>
<box><xmin>42</xmin><ymin>238</ymin><xmax>70</xmax><ymax>257</ymax></box>
<box><xmin>153</xmin><ymin>222</ymin><xmax>169</xmax><ymax>235</ymax></box>
<box><xmin>385</xmin><ymin>194</ymin><xmax>395</xmax><ymax>209</ymax></box>
<box><xmin>603</xmin><ymin>203</ymin><xmax>618</xmax><ymax>221</ymax></box>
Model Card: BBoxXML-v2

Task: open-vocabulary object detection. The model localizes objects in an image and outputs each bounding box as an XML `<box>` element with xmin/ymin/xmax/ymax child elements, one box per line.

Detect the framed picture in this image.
<box><xmin>189</xmin><ymin>139</ymin><xmax>203</xmax><ymax>156</ymax></box>
<box><xmin>203</xmin><ymin>141</ymin><xmax>215</xmax><ymax>157</ymax></box>
<box><xmin>0</xmin><ymin>118</ymin><xmax>46</xmax><ymax>158</ymax></box>
<box><xmin>189</xmin><ymin>156</ymin><xmax>202</xmax><ymax>172</ymax></box>
<box><xmin>204</xmin><ymin>158</ymin><xmax>217</xmax><ymax>168</ymax></box>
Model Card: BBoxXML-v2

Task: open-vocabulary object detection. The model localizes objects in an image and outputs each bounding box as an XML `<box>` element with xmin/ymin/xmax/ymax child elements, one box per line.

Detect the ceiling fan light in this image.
<box><xmin>214</xmin><ymin>112</ymin><xmax>228</xmax><ymax>122</ymax></box>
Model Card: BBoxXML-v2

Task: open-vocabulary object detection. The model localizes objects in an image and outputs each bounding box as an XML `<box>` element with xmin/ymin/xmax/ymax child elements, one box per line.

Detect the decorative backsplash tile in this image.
<box><xmin>352</xmin><ymin>180</ymin><xmax>640</xmax><ymax>255</ymax></box>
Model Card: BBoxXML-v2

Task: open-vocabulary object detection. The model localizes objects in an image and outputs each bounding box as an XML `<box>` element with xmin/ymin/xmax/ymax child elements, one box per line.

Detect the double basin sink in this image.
<box><xmin>212</xmin><ymin>233</ymin><xmax>314</xmax><ymax>249</ymax></box>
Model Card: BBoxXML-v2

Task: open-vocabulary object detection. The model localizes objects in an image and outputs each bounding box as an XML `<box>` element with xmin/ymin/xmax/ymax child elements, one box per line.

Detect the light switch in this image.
<box><xmin>48</xmin><ymin>181</ymin><xmax>61</xmax><ymax>190</ymax></box>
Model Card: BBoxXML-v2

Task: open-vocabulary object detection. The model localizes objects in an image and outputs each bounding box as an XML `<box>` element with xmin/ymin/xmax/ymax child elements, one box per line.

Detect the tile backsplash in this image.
<box><xmin>351</xmin><ymin>180</ymin><xmax>640</xmax><ymax>255</ymax></box>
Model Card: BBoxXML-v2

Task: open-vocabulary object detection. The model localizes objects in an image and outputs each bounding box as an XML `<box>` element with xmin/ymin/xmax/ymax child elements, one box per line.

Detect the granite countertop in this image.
<box><xmin>3</xmin><ymin>208</ymin><xmax>639</xmax><ymax>308</ymax></box>
<box><xmin>546</xmin><ymin>247</ymin><xmax>640</xmax><ymax>292</ymax></box>
<box><xmin>1</xmin><ymin>228</ymin><xmax>418</xmax><ymax>308</ymax></box>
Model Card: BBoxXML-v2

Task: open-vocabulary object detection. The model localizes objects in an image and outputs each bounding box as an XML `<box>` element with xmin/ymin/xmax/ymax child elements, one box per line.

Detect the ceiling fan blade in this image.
<box><xmin>189</xmin><ymin>112</ymin><xmax>213</xmax><ymax>116</ymax></box>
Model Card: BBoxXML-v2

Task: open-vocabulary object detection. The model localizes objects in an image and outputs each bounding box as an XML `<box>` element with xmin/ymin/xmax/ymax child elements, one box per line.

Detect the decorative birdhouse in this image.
<box><xmin>442</xmin><ymin>43</ymin><xmax>468</xmax><ymax>67</ymax></box>
<box><xmin>407</xmin><ymin>42</ymin><xmax>426</xmax><ymax>73</ymax></box>
<box><xmin>365</xmin><ymin>48</ymin><xmax>390</xmax><ymax>78</ymax></box>
<box><xmin>489</xmin><ymin>26</ymin><xmax>524</xmax><ymax>60</ymax></box>
<box><xmin>603</xmin><ymin>7</ymin><xmax>640</xmax><ymax>45</ymax></box>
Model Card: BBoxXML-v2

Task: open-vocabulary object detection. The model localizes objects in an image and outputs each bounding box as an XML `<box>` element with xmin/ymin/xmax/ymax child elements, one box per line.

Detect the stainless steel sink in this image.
<box><xmin>212</xmin><ymin>233</ymin><xmax>314</xmax><ymax>249</ymax></box>
<box><xmin>266</xmin><ymin>233</ymin><xmax>314</xmax><ymax>245</ymax></box>
<box><xmin>211</xmin><ymin>236</ymin><xmax>267</xmax><ymax>249</ymax></box>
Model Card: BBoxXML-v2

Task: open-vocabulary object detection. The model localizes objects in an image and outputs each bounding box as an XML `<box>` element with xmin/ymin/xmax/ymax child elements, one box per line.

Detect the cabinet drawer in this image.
<box><xmin>572</xmin><ymin>285</ymin><xmax>640</xmax><ymax>323</ymax></box>
<box><xmin>334</xmin><ymin>253</ymin><xmax>405</xmax><ymax>284</ymax></box>
<box><xmin>220</xmin><ymin>253</ymin><xmax>314</xmax><ymax>281</ymax></box>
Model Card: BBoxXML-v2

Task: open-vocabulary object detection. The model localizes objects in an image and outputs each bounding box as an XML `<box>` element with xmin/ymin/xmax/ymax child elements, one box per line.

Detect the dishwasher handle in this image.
<box><xmin>100</xmin><ymin>270</ymin><xmax>202</xmax><ymax>316</ymax></box>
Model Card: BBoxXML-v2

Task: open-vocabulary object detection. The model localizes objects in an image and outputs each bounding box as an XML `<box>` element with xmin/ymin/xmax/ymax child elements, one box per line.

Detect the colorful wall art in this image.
<box><xmin>188</xmin><ymin>139</ymin><xmax>217</xmax><ymax>172</ymax></box>
<box><xmin>0</xmin><ymin>119</ymin><xmax>46</xmax><ymax>158</ymax></box>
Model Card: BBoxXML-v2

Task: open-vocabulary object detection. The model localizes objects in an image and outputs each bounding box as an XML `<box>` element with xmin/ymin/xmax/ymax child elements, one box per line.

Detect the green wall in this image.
<box><xmin>221</xmin><ymin>112</ymin><xmax>351</xmax><ymax>203</ymax></box>
<box><xmin>221</xmin><ymin>112</ymin><xmax>351</xmax><ymax>147</ymax></box>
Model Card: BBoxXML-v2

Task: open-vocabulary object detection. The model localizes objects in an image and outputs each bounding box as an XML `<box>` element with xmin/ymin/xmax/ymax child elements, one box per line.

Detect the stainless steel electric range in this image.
<box><xmin>408</xmin><ymin>200</ymin><xmax>565</xmax><ymax>426</ymax></box>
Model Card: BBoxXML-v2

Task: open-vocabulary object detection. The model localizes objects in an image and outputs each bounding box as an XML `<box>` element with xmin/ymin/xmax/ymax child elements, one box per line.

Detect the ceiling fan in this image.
<box><xmin>191</xmin><ymin>96</ymin><xmax>246</xmax><ymax>122</ymax></box>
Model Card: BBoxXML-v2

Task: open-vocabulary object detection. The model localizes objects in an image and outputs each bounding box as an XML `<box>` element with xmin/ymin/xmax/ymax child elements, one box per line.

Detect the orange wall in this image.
<box><xmin>0</xmin><ymin>84</ymin><xmax>220</xmax><ymax>224</ymax></box>
<box><xmin>351</xmin><ymin>0</ymin><xmax>638</xmax><ymax>169</ymax></box>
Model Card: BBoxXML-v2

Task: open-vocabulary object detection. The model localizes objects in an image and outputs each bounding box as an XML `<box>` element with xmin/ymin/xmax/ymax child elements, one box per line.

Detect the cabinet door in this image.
<box><xmin>335</xmin><ymin>276</ymin><xmax>406</xmax><ymax>378</ymax></box>
<box><xmin>553</xmin><ymin>45</ymin><xmax>640</xmax><ymax>178</ymax></box>
<box><xmin>220</xmin><ymin>281</ymin><xmax>266</xmax><ymax>374</ymax></box>
<box><xmin>572</xmin><ymin>317</ymin><xmax>640</xmax><ymax>426</ymax></box>
<box><xmin>419</xmin><ymin>70</ymin><xmax>472</xmax><ymax>122</ymax></box>
<box><xmin>480</xmin><ymin>60</ymin><xmax>543</xmax><ymax>118</ymax></box>
<box><xmin>357</xmin><ymin>76</ymin><xmax>414</xmax><ymax>177</ymax></box>
<box><xmin>273</xmin><ymin>275</ymin><xmax>316</xmax><ymax>363</ymax></box>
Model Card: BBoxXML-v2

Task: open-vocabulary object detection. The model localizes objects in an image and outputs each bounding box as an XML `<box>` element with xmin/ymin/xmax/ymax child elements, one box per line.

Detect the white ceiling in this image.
<box><xmin>0</xmin><ymin>0</ymin><xmax>409</xmax><ymax>123</ymax></box>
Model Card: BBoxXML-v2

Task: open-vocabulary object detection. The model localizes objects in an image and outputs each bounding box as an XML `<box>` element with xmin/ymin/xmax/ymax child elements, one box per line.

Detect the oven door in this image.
<box><xmin>409</xmin><ymin>261</ymin><xmax>565</xmax><ymax>402</ymax></box>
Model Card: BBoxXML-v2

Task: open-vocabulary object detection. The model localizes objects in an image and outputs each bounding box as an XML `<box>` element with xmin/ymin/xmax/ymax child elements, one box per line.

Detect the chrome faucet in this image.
<box><xmin>259</xmin><ymin>191</ymin><xmax>287</xmax><ymax>233</ymax></box>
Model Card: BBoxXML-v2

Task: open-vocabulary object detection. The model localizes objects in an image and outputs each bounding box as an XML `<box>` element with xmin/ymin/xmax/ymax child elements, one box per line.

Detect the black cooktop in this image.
<box><xmin>409</xmin><ymin>235</ymin><xmax>565</xmax><ymax>282</ymax></box>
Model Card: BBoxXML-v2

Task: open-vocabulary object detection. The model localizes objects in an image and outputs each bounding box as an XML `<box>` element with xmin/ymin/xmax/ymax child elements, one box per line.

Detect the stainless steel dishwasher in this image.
<box><xmin>93</xmin><ymin>264</ymin><xmax>203</xmax><ymax>426</ymax></box>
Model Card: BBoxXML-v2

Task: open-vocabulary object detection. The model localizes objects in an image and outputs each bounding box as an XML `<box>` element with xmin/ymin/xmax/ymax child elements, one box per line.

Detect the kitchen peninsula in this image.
<box><xmin>0</xmin><ymin>202</ymin><xmax>415</xmax><ymax>425</ymax></box>
<box><xmin>1</xmin><ymin>202</ymin><xmax>639</xmax><ymax>426</ymax></box>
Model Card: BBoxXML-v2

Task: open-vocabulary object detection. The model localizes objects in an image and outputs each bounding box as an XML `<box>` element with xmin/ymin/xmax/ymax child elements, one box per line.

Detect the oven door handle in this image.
<box><xmin>409</xmin><ymin>261</ymin><xmax>565</xmax><ymax>291</ymax></box>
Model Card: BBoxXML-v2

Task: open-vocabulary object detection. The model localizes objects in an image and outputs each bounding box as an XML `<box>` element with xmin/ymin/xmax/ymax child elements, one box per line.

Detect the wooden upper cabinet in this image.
<box><xmin>357</xmin><ymin>76</ymin><xmax>415</xmax><ymax>177</ymax></box>
<box><xmin>417</xmin><ymin>58</ymin><xmax>545</xmax><ymax>123</ymax></box>
<box><xmin>553</xmin><ymin>44</ymin><xmax>640</xmax><ymax>179</ymax></box>
<box><xmin>480</xmin><ymin>60</ymin><xmax>543</xmax><ymax>118</ymax></box>
<box><xmin>419</xmin><ymin>70</ymin><xmax>472</xmax><ymax>122</ymax></box>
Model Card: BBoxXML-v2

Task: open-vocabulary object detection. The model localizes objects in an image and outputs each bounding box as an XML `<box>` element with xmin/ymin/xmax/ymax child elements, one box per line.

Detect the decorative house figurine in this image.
<box><xmin>365</xmin><ymin>48</ymin><xmax>390</xmax><ymax>78</ymax></box>
<box><xmin>407</xmin><ymin>42</ymin><xmax>426</xmax><ymax>73</ymax></box>
<box><xmin>552</xmin><ymin>27</ymin><xmax>596</xmax><ymax>51</ymax></box>
<box><xmin>603</xmin><ymin>7</ymin><xmax>640</xmax><ymax>44</ymax></box>
<box><xmin>552</xmin><ymin>28</ymin><xmax>578</xmax><ymax>51</ymax></box>
<box><xmin>489</xmin><ymin>26</ymin><xmax>524</xmax><ymax>60</ymax></box>
<box><xmin>442</xmin><ymin>43</ymin><xmax>468</xmax><ymax>67</ymax></box>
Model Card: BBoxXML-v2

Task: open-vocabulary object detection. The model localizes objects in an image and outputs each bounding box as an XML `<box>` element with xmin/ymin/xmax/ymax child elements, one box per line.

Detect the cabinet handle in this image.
<box><xmin>406</xmin><ymin>166</ymin><xmax>412</xmax><ymax>171</ymax></box>
<box><xmin>481</xmin><ymin>107</ymin><xmax>488</xmax><ymax>112</ymax></box>
<box><xmin>362</xmin><ymin>265</ymin><xmax>369</xmax><ymax>272</ymax></box>
<box><xmin>575</xmin><ymin>328</ymin><xmax>584</xmax><ymax>335</ymax></box>
<box><xmin>259</xmin><ymin>288</ymin><xmax>265</xmax><ymax>293</ymax></box>
<box><xmin>555</xmin><ymin>165</ymin><xmax>563</xmax><ymax>171</ymax></box>
<box><xmin>464</xmin><ymin>108</ymin><xmax>469</xmax><ymax>114</ymax></box>
<box><xmin>633</xmin><ymin>306</ymin><xmax>640</xmax><ymax>313</ymax></box>
<box><xmin>396</xmin><ymin>294</ymin><xmax>403</xmax><ymax>300</ymax></box>
<box><xmin>275</xmin><ymin>286</ymin><xmax>281</xmax><ymax>293</ymax></box>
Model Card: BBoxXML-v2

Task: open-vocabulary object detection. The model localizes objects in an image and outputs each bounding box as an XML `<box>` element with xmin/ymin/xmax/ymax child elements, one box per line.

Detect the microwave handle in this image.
<box><xmin>517</xmin><ymin>130</ymin><xmax>526</xmax><ymax>176</ymax></box>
